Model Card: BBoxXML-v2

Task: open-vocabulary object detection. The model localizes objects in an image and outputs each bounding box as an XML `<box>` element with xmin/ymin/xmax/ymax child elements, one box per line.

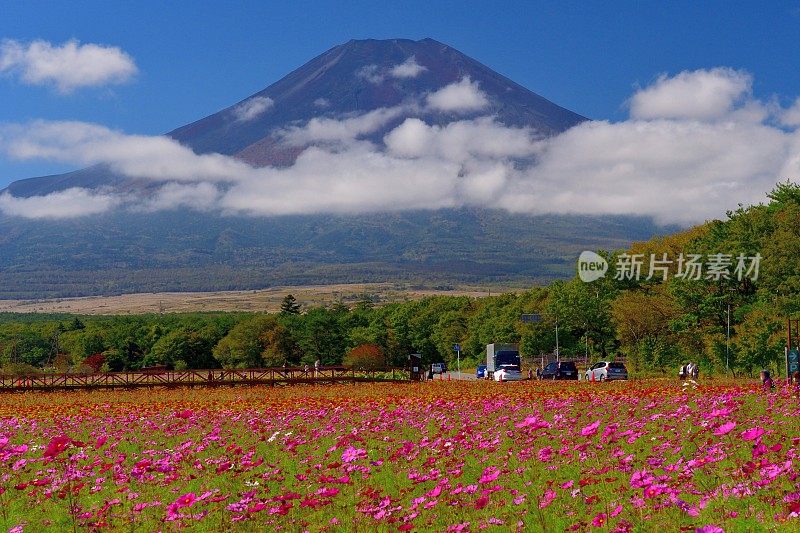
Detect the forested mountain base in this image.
<box><xmin>0</xmin><ymin>210</ymin><xmax>668</xmax><ymax>298</ymax></box>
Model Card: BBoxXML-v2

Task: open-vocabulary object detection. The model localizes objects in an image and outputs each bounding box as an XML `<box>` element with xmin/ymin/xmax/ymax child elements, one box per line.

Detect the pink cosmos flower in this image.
<box><xmin>539</xmin><ymin>489</ymin><xmax>557</xmax><ymax>508</ymax></box>
<box><xmin>316</xmin><ymin>487</ymin><xmax>339</xmax><ymax>498</ymax></box>
<box><xmin>175</xmin><ymin>493</ymin><xmax>197</xmax><ymax>508</ymax></box>
<box><xmin>538</xmin><ymin>446</ymin><xmax>553</xmax><ymax>462</ymax></box>
<box><xmin>515</xmin><ymin>416</ymin><xmax>551</xmax><ymax>429</ymax></box>
<box><xmin>695</xmin><ymin>526</ymin><xmax>724</xmax><ymax>533</ymax></box>
<box><xmin>740</xmin><ymin>427</ymin><xmax>765</xmax><ymax>441</ymax></box>
<box><xmin>43</xmin><ymin>435</ymin><xmax>72</xmax><ymax>458</ymax></box>
<box><xmin>474</xmin><ymin>495</ymin><xmax>489</xmax><ymax>509</ymax></box>
<box><xmin>713</xmin><ymin>421</ymin><xmax>736</xmax><ymax>436</ymax></box>
<box><xmin>581</xmin><ymin>420</ymin><xmax>601</xmax><ymax>437</ymax></box>
<box><xmin>629</xmin><ymin>470</ymin><xmax>653</xmax><ymax>488</ymax></box>
<box><xmin>479</xmin><ymin>466</ymin><xmax>501</xmax><ymax>484</ymax></box>
<box><xmin>341</xmin><ymin>446</ymin><xmax>367</xmax><ymax>463</ymax></box>
<box><xmin>592</xmin><ymin>513</ymin><xmax>607</xmax><ymax>527</ymax></box>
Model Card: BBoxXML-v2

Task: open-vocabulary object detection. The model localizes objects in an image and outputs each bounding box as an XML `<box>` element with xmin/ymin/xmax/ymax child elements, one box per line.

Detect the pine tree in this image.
<box><xmin>280</xmin><ymin>294</ymin><xmax>301</xmax><ymax>315</ymax></box>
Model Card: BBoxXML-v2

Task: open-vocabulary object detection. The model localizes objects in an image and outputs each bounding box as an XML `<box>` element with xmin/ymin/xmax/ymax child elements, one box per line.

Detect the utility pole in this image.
<box><xmin>726</xmin><ymin>302</ymin><xmax>730</xmax><ymax>372</ymax></box>
<box><xmin>555</xmin><ymin>318</ymin><xmax>560</xmax><ymax>363</ymax></box>
<box><xmin>584</xmin><ymin>328</ymin><xmax>589</xmax><ymax>365</ymax></box>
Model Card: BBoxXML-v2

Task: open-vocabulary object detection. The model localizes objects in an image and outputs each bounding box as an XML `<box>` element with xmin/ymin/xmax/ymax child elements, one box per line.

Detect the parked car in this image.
<box><xmin>540</xmin><ymin>361</ymin><xmax>579</xmax><ymax>380</ymax></box>
<box><xmin>431</xmin><ymin>363</ymin><xmax>445</xmax><ymax>374</ymax></box>
<box><xmin>493</xmin><ymin>364</ymin><xmax>523</xmax><ymax>381</ymax></box>
<box><xmin>586</xmin><ymin>361</ymin><xmax>628</xmax><ymax>381</ymax></box>
<box><xmin>476</xmin><ymin>364</ymin><xmax>487</xmax><ymax>379</ymax></box>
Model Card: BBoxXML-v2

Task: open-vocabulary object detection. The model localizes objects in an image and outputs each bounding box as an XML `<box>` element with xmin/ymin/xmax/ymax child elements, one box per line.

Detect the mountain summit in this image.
<box><xmin>7</xmin><ymin>38</ymin><xmax>585</xmax><ymax>197</ymax></box>
<box><xmin>0</xmin><ymin>39</ymin><xmax>665</xmax><ymax>299</ymax></box>
<box><xmin>170</xmin><ymin>38</ymin><xmax>585</xmax><ymax>164</ymax></box>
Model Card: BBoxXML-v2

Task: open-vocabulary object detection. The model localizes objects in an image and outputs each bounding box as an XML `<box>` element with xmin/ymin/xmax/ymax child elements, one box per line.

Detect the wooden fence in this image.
<box><xmin>0</xmin><ymin>366</ymin><xmax>408</xmax><ymax>392</ymax></box>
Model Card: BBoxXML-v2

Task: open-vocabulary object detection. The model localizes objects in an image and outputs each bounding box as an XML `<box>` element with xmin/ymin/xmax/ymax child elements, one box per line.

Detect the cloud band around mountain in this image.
<box><xmin>1</xmin><ymin>68</ymin><xmax>799</xmax><ymax>224</ymax></box>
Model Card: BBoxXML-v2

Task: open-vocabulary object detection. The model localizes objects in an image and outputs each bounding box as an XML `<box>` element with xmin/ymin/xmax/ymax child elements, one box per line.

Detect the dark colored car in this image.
<box><xmin>540</xmin><ymin>361</ymin><xmax>579</xmax><ymax>380</ymax></box>
<box><xmin>476</xmin><ymin>364</ymin><xmax>487</xmax><ymax>379</ymax></box>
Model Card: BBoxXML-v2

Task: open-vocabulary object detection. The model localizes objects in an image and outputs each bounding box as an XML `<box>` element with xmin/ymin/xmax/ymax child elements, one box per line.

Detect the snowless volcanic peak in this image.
<box><xmin>168</xmin><ymin>38</ymin><xmax>586</xmax><ymax>167</ymax></box>
<box><xmin>4</xmin><ymin>37</ymin><xmax>586</xmax><ymax>197</ymax></box>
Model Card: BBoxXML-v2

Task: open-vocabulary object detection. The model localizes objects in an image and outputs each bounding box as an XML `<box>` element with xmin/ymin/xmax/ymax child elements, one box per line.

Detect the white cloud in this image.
<box><xmin>426</xmin><ymin>77</ymin><xmax>489</xmax><ymax>113</ymax></box>
<box><xmin>0</xmin><ymin>38</ymin><xmax>137</xmax><ymax>93</ymax></box>
<box><xmin>385</xmin><ymin>117</ymin><xmax>535</xmax><ymax>161</ymax></box>
<box><xmin>629</xmin><ymin>68</ymin><xmax>751</xmax><ymax>120</ymax></box>
<box><xmin>356</xmin><ymin>64</ymin><xmax>384</xmax><ymax>84</ymax></box>
<box><xmin>501</xmin><ymin>118</ymin><xmax>791</xmax><ymax>225</ymax></box>
<box><xmin>357</xmin><ymin>57</ymin><xmax>427</xmax><ymax>84</ymax></box>
<box><xmin>277</xmin><ymin>106</ymin><xmax>405</xmax><ymax>146</ymax></box>
<box><xmin>3</xmin><ymin>67</ymin><xmax>800</xmax><ymax>224</ymax></box>
<box><xmin>232</xmin><ymin>96</ymin><xmax>274</xmax><ymax>122</ymax></box>
<box><xmin>0</xmin><ymin>187</ymin><xmax>122</xmax><ymax>218</ymax></box>
<box><xmin>780</xmin><ymin>97</ymin><xmax>800</xmax><ymax>127</ymax></box>
<box><xmin>0</xmin><ymin>120</ymin><xmax>254</xmax><ymax>182</ymax></box>
<box><xmin>220</xmin><ymin>145</ymin><xmax>461</xmax><ymax>215</ymax></box>
<box><xmin>389</xmin><ymin>56</ymin><xmax>427</xmax><ymax>79</ymax></box>
<box><xmin>313</xmin><ymin>97</ymin><xmax>330</xmax><ymax>108</ymax></box>
<box><xmin>142</xmin><ymin>182</ymin><xmax>221</xmax><ymax>211</ymax></box>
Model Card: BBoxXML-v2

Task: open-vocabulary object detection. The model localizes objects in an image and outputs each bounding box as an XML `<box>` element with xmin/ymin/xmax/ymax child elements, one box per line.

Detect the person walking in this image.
<box><xmin>314</xmin><ymin>359</ymin><xmax>320</xmax><ymax>378</ymax></box>
<box><xmin>760</xmin><ymin>370</ymin><xmax>774</xmax><ymax>390</ymax></box>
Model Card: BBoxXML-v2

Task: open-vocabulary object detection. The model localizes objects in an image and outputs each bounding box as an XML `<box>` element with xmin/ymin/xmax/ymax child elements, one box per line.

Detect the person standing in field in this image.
<box><xmin>760</xmin><ymin>370</ymin><xmax>774</xmax><ymax>390</ymax></box>
<box><xmin>314</xmin><ymin>359</ymin><xmax>320</xmax><ymax>377</ymax></box>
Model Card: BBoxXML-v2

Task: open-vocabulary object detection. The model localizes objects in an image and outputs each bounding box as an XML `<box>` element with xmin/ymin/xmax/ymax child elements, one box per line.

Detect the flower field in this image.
<box><xmin>1</xmin><ymin>380</ymin><xmax>799</xmax><ymax>532</ymax></box>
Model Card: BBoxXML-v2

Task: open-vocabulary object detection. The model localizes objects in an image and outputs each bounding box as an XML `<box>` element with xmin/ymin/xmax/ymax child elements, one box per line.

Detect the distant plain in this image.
<box><xmin>0</xmin><ymin>282</ymin><xmax>516</xmax><ymax>315</ymax></box>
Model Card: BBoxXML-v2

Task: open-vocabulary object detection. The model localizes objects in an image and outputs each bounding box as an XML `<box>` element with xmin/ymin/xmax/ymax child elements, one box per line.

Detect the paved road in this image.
<box><xmin>426</xmin><ymin>371</ymin><xmax>478</xmax><ymax>381</ymax></box>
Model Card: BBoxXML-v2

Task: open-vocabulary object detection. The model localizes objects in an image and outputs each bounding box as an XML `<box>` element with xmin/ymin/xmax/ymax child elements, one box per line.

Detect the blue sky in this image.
<box><xmin>1</xmin><ymin>0</ymin><xmax>799</xmax><ymax>210</ymax></box>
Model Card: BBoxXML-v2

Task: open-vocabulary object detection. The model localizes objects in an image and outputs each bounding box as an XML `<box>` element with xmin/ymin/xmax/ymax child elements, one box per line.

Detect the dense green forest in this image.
<box><xmin>1</xmin><ymin>183</ymin><xmax>798</xmax><ymax>377</ymax></box>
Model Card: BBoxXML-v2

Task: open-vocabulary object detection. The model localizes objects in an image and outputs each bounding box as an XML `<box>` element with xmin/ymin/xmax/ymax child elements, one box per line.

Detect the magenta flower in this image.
<box><xmin>538</xmin><ymin>446</ymin><xmax>553</xmax><ymax>462</ymax></box>
<box><xmin>581</xmin><ymin>420</ymin><xmax>601</xmax><ymax>437</ymax></box>
<box><xmin>714</xmin><ymin>421</ymin><xmax>736</xmax><ymax>436</ymax></box>
<box><xmin>341</xmin><ymin>446</ymin><xmax>367</xmax><ymax>463</ymax></box>
<box><xmin>539</xmin><ymin>489</ymin><xmax>557</xmax><ymax>508</ymax></box>
<box><xmin>43</xmin><ymin>435</ymin><xmax>72</xmax><ymax>458</ymax></box>
<box><xmin>474</xmin><ymin>495</ymin><xmax>489</xmax><ymax>509</ymax></box>
<box><xmin>740</xmin><ymin>427</ymin><xmax>765</xmax><ymax>441</ymax></box>
<box><xmin>695</xmin><ymin>526</ymin><xmax>724</xmax><ymax>533</ymax></box>
<box><xmin>592</xmin><ymin>513</ymin><xmax>607</xmax><ymax>527</ymax></box>
<box><xmin>479</xmin><ymin>466</ymin><xmax>501</xmax><ymax>484</ymax></box>
<box><xmin>175</xmin><ymin>493</ymin><xmax>197</xmax><ymax>508</ymax></box>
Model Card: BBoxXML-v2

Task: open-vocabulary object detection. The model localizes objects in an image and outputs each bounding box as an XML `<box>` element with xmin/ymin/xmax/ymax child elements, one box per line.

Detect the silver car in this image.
<box><xmin>586</xmin><ymin>361</ymin><xmax>628</xmax><ymax>381</ymax></box>
<box><xmin>494</xmin><ymin>364</ymin><xmax>523</xmax><ymax>381</ymax></box>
